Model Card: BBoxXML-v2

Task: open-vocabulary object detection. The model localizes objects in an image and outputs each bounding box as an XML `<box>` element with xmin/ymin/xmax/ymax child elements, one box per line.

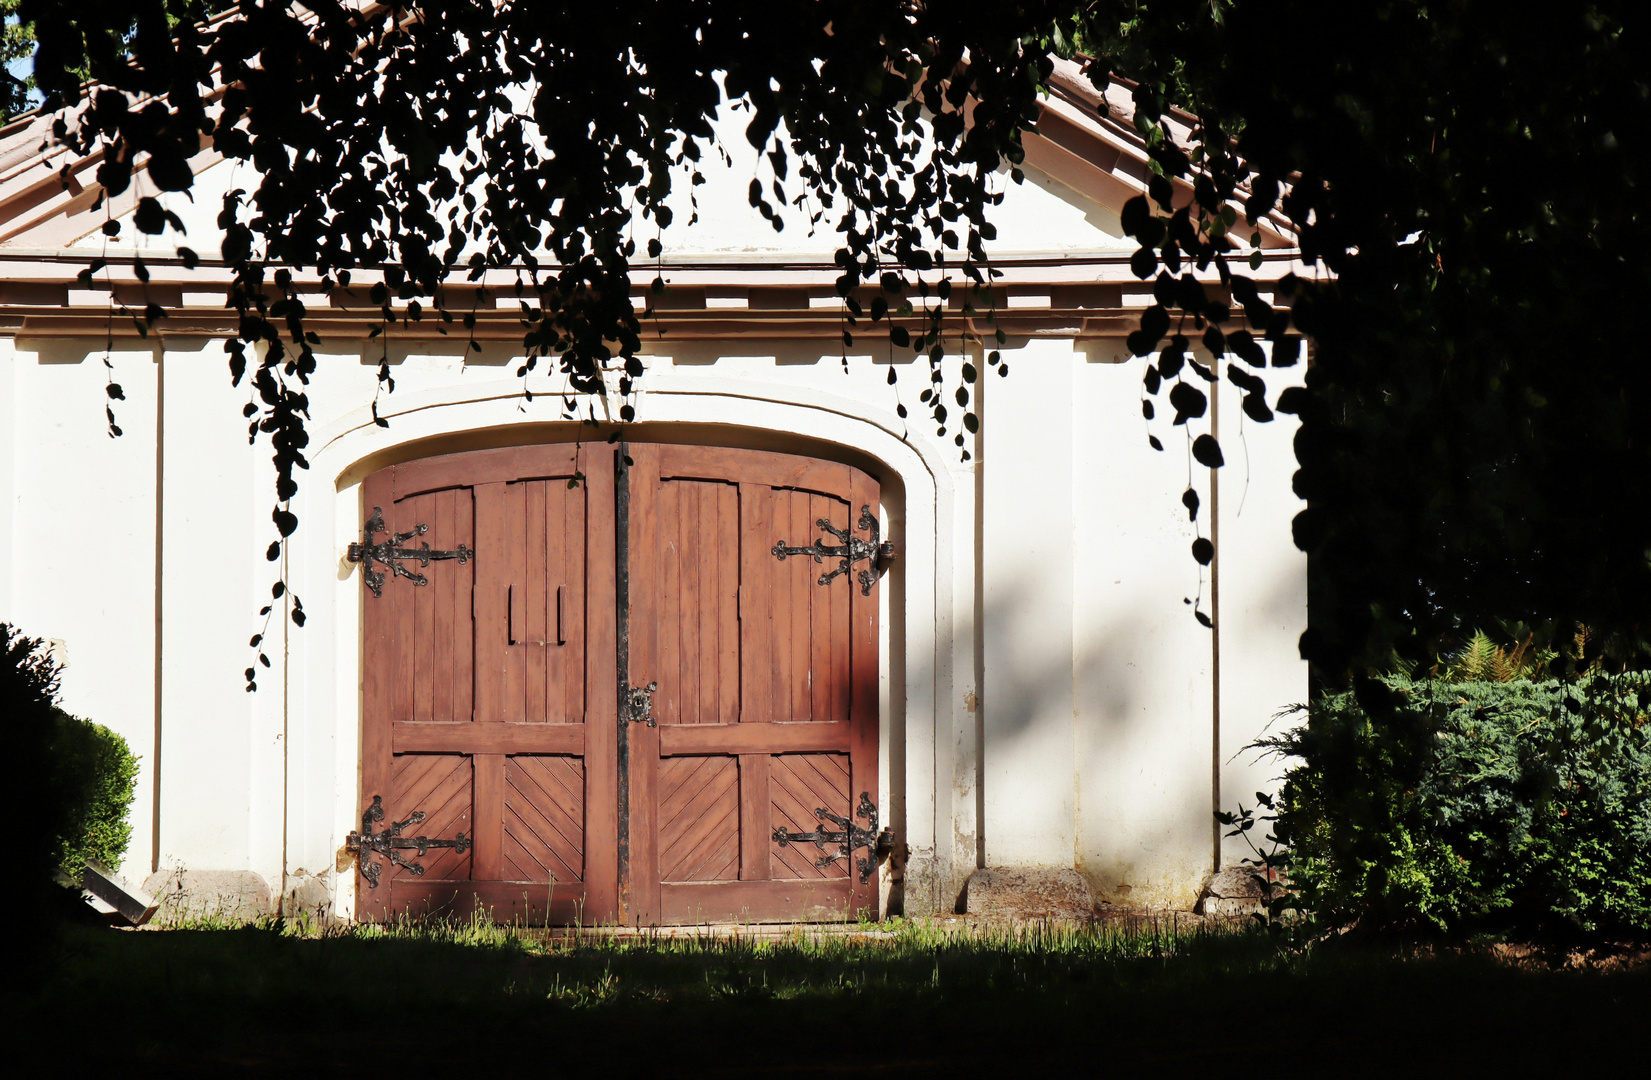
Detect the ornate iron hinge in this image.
<box><xmin>624</xmin><ymin>681</ymin><xmax>658</xmax><ymax>727</ymax></box>
<box><xmin>348</xmin><ymin>506</ymin><xmax>474</xmax><ymax>598</ymax></box>
<box><xmin>772</xmin><ymin>791</ymin><xmax>892</xmax><ymax>884</ymax></box>
<box><xmin>346</xmin><ymin>795</ymin><xmax>473</xmax><ymax>889</ymax></box>
<box><xmin>771</xmin><ymin>505</ymin><xmax>893</xmax><ymax>596</ymax></box>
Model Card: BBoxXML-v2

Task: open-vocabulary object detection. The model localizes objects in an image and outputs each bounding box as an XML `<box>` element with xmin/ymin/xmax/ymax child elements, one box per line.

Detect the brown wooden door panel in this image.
<box><xmin>625</xmin><ymin>442</ymin><xmax>881</xmax><ymax>923</ymax></box>
<box><xmin>491</xmin><ymin>478</ymin><xmax>586</xmax><ymax>724</ymax></box>
<box><xmin>360</xmin><ymin>440</ymin><xmax>875</xmax><ymax>926</ymax></box>
<box><xmin>654</xmin><ymin>479</ymin><xmax>740</xmax><ymax>726</ymax></box>
<box><xmin>360</xmin><ymin>444</ymin><xmax>617</xmax><ymax>925</ymax></box>
<box><xmin>656</xmin><ymin>443</ymin><xmax>857</xmax><ymax>497</ymax></box>
<box><xmin>379</xmin><ymin>487</ymin><xmax>475</xmax><ymax>725</ymax></box>
<box><xmin>387</xmin><ymin>753</ymin><xmax>474</xmax><ymax>883</ymax></box>
<box><xmin>503</xmin><ymin>754</ymin><xmax>585</xmax><ymax>883</ymax></box>
<box><xmin>393</xmin><ymin>443</ymin><xmax>582</xmax><ymax>494</ymax></box>
<box><xmin>769</xmin><ymin>753</ymin><xmax>852</xmax><ymax>881</ymax></box>
<box><xmin>658</xmin><ymin>756</ymin><xmax>741</xmax><ymax>881</ymax></box>
<box><xmin>658</xmin><ymin>721</ymin><xmax>850</xmax><ymax>755</ymax></box>
<box><xmin>742</xmin><ymin>484</ymin><xmax>854</xmax><ymax>724</ymax></box>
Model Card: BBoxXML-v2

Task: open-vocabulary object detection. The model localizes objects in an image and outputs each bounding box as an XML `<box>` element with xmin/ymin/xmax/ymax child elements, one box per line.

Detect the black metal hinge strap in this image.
<box><xmin>772</xmin><ymin>505</ymin><xmax>893</xmax><ymax>596</ymax></box>
<box><xmin>346</xmin><ymin>795</ymin><xmax>473</xmax><ymax>889</ymax></box>
<box><xmin>772</xmin><ymin>791</ymin><xmax>892</xmax><ymax>884</ymax></box>
<box><xmin>348</xmin><ymin>506</ymin><xmax>474</xmax><ymax>598</ymax></box>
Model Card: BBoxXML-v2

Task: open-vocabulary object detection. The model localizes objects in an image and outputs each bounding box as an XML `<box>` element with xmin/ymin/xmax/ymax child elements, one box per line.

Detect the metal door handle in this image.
<box><xmin>509</xmin><ymin>583</ymin><xmax>567</xmax><ymax>646</ymax></box>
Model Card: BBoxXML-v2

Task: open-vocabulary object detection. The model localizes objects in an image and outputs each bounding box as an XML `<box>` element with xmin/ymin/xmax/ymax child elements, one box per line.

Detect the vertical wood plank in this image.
<box><xmin>770</xmin><ymin>490</ymin><xmax>791</xmax><ymax>723</ymax></box>
<box><xmin>526</xmin><ymin>480</ymin><xmax>548</xmax><ymax>723</ymax></box>
<box><xmin>789</xmin><ymin>489</ymin><xmax>809</xmax><ymax>722</ymax></box>
<box><xmin>411</xmin><ymin>494</ymin><xmax>435</xmax><ymax>722</ymax></box>
<box><xmin>791</xmin><ymin>491</ymin><xmax>816</xmax><ymax>722</ymax></box>
<box><xmin>456</xmin><ymin>489</ymin><xmax>476</xmax><ymax>723</ymax></box>
<box><xmin>808</xmin><ymin>495</ymin><xmax>829</xmax><ymax>723</ymax></box>
<box><xmin>846</xmin><ymin>471</ymin><xmax>881</xmax><ymax>918</ymax></box>
<box><xmin>472</xmin><ymin>752</ymin><xmax>504</xmax><ymax>880</ymax></box>
<box><xmin>681</xmin><ymin>483</ymin><xmax>703</xmax><ymax>725</ymax></box>
<box><xmin>717</xmin><ymin>483</ymin><xmax>740</xmax><ymax>726</ymax></box>
<box><xmin>557</xmin><ymin>480</ymin><xmax>586</xmax><ymax>725</ymax></box>
<box><xmin>626</xmin><ymin>443</ymin><xmax>663</xmax><ymax>925</ymax></box>
<box><xmin>358</xmin><ymin>470</ymin><xmax>398</xmax><ymax>918</ymax></box>
<box><xmin>739</xmin><ymin>484</ymin><xmax>774</xmax><ymax>725</ymax></box>
<box><xmin>739</xmin><ymin>753</ymin><xmax>770</xmax><ymax>881</ymax></box>
<box><xmin>581</xmin><ymin>444</ymin><xmax>620</xmax><ymax>924</ymax></box>
<box><xmin>833</xmin><ymin>498</ymin><xmax>850</xmax><ymax>723</ymax></box>
<box><xmin>387</xmin><ymin>493</ymin><xmax>416</xmax><ymax>731</ymax></box>
<box><xmin>432</xmin><ymin>489</ymin><xmax>456</xmax><ymax>722</ymax></box>
<box><xmin>502</xmin><ymin>483</ymin><xmax>527</xmax><ymax>723</ymax></box>
<box><xmin>472</xmin><ymin>484</ymin><xmax>507</xmax><ymax>726</ymax></box>
<box><xmin>658</xmin><ymin>482</ymin><xmax>681</xmax><ymax>727</ymax></box>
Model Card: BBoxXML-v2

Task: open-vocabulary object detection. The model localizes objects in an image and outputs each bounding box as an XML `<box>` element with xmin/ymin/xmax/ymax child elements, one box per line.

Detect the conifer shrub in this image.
<box><xmin>1260</xmin><ymin>677</ymin><xmax>1651</xmax><ymax>937</ymax></box>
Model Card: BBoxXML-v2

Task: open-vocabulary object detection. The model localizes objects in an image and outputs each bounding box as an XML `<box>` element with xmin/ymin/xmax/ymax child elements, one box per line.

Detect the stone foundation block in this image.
<box><xmin>142</xmin><ymin>868</ymin><xmax>273</xmax><ymax>924</ymax></box>
<box><xmin>282</xmin><ymin>871</ymin><xmax>334</xmax><ymax>919</ymax></box>
<box><xmin>1194</xmin><ymin>866</ymin><xmax>1281</xmax><ymax>917</ymax></box>
<box><xmin>962</xmin><ymin>867</ymin><xmax>1095</xmax><ymax>919</ymax></box>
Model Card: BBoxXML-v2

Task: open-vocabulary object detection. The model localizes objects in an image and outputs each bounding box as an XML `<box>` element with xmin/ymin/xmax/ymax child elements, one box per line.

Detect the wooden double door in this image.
<box><xmin>357</xmin><ymin>442</ymin><xmax>882</xmax><ymax>924</ymax></box>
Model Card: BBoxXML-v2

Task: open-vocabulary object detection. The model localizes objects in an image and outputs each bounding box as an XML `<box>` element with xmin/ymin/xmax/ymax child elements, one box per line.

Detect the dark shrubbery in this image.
<box><xmin>50</xmin><ymin>708</ymin><xmax>139</xmax><ymax>882</ymax></box>
<box><xmin>6</xmin><ymin>623</ymin><xmax>72</xmax><ymax>951</ymax></box>
<box><xmin>1251</xmin><ymin>676</ymin><xmax>1651</xmax><ymax>938</ymax></box>
<box><xmin>3</xmin><ymin>623</ymin><xmax>139</xmax><ymax>956</ymax></box>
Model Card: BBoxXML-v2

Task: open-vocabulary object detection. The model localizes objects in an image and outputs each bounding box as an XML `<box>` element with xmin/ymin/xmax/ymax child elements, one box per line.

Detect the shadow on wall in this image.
<box><xmin>975</xmin><ymin>563</ymin><xmax>1218</xmax><ymax>911</ymax></box>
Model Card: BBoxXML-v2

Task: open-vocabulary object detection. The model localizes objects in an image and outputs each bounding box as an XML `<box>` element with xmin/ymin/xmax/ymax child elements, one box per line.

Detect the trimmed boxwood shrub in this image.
<box><xmin>3</xmin><ymin>623</ymin><xmax>140</xmax><ymax>947</ymax></box>
<box><xmin>1265</xmin><ymin>676</ymin><xmax>1651</xmax><ymax>937</ymax></box>
<box><xmin>50</xmin><ymin>707</ymin><xmax>140</xmax><ymax>881</ymax></box>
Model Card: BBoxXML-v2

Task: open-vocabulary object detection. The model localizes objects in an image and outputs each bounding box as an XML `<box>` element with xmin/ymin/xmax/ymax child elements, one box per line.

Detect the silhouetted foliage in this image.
<box><xmin>3</xmin><ymin>624</ymin><xmax>73</xmax><ymax>961</ymax></box>
<box><xmin>21</xmin><ymin>2</ymin><xmax>1651</xmax><ymax>686</ymax></box>
<box><xmin>1079</xmin><ymin>2</ymin><xmax>1651</xmax><ymax>676</ymax></box>
<box><xmin>21</xmin><ymin>1</ymin><xmax>1076</xmax><ymax>688</ymax></box>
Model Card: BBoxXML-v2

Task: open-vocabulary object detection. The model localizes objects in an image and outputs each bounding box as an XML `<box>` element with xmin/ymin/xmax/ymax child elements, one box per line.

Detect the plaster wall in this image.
<box><xmin>6</xmin><ymin>341</ymin><xmax>160</xmax><ymax>875</ymax></box>
<box><xmin>1215</xmin><ymin>359</ymin><xmax>1310</xmax><ymax>869</ymax></box>
<box><xmin>1</xmin><ymin>101</ymin><xmax>1307</xmax><ymax>914</ymax></box>
<box><xmin>1</xmin><ymin>328</ymin><xmax>1306</xmax><ymax>916</ymax></box>
<box><xmin>980</xmin><ymin>339</ymin><xmax>1077</xmax><ymax>868</ymax></box>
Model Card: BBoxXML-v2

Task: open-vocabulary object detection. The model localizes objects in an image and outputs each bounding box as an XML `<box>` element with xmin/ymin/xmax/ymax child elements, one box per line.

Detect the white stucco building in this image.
<box><xmin>0</xmin><ymin>59</ymin><xmax>1306</xmax><ymax>922</ymax></box>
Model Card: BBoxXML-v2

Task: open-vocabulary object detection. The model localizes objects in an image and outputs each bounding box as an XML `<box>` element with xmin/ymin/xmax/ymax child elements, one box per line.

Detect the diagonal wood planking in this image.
<box><xmin>658</xmin><ymin>756</ymin><xmax>740</xmax><ymax>882</ymax></box>
<box><xmin>770</xmin><ymin>753</ymin><xmax>851</xmax><ymax>880</ymax></box>
<box><xmin>388</xmin><ymin>753</ymin><xmax>475</xmax><ymax>881</ymax></box>
<box><xmin>503</xmin><ymin>755</ymin><xmax>585</xmax><ymax>883</ymax></box>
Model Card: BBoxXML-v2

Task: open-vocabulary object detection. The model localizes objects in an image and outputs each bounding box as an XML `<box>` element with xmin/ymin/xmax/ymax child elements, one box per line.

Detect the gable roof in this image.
<box><xmin>0</xmin><ymin>54</ymin><xmax>1301</xmax><ymax>344</ymax></box>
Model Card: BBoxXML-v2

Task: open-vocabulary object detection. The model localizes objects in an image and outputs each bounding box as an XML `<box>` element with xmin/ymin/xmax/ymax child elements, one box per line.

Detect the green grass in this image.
<box><xmin>14</xmin><ymin>915</ymin><xmax>1651</xmax><ymax>1076</ymax></box>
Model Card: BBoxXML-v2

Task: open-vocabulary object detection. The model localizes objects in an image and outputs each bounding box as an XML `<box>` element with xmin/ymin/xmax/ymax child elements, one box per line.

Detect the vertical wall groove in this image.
<box><xmin>1210</xmin><ymin>379</ymin><xmax>1222</xmax><ymax>874</ymax></box>
<box><xmin>151</xmin><ymin>344</ymin><xmax>164</xmax><ymax>874</ymax></box>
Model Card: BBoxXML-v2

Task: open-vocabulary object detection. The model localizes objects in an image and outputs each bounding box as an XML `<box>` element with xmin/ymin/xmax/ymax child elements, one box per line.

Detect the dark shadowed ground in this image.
<box><xmin>12</xmin><ymin>916</ymin><xmax>1648</xmax><ymax>1077</ymax></box>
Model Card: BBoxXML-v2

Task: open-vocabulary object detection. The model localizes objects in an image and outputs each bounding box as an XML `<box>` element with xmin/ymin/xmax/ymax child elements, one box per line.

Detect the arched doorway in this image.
<box><xmin>354</xmin><ymin>440</ymin><xmax>884</xmax><ymax>925</ymax></box>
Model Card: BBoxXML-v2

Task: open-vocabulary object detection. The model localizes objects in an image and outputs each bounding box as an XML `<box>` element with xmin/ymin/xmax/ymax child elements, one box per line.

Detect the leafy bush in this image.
<box><xmin>1250</xmin><ymin>676</ymin><xmax>1651</xmax><ymax>938</ymax></box>
<box><xmin>50</xmin><ymin>708</ymin><xmax>139</xmax><ymax>881</ymax></box>
<box><xmin>3</xmin><ymin>624</ymin><xmax>140</xmax><ymax>957</ymax></box>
